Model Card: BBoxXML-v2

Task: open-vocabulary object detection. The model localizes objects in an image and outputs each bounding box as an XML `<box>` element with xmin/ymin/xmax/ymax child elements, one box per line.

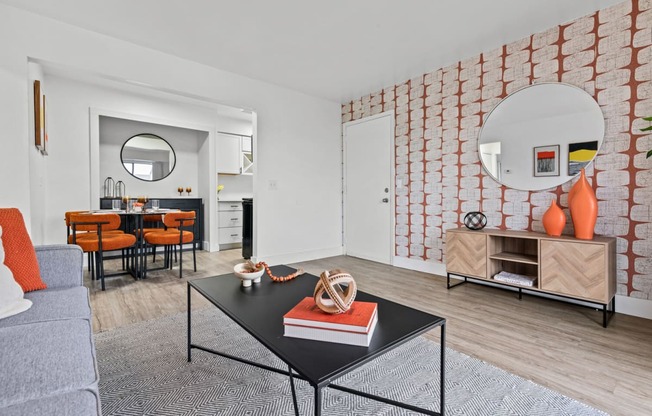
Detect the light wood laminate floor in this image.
<box><xmin>87</xmin><ymin>250</ymin><xmax>652</xmax><ymax>415</ymax></box>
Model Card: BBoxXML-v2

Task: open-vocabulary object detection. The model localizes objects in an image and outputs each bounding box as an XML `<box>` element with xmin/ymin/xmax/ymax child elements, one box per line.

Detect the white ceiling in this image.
<box><xmin>3</xmin><ymin>0</ymin><xmax>623</xmax><ymax>103</ymax></box>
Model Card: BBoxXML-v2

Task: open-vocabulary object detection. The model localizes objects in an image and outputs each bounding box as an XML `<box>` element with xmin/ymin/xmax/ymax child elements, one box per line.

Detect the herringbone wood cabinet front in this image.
<box><xmin>446</xmin><ymin>228</ymin><xmax>616</xmax><ymax>306</ymax></box>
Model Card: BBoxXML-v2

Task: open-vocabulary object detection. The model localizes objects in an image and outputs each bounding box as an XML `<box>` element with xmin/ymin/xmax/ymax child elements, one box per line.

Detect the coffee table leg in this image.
<box><xmin>288</xmin><ymin>365</ymin><xmax>299</xmax><ymax>416</ymax></box>
<box><xmin>187</xmin><ymin>282</ymin><xmax>192</xmax><ymax>362</ymax></box>
<box><xmin>441</xmin><ymin>322</ymin><xmax>446</xmax><ymax>415</ymax></box>
<box><xmin>314</xmin><ymin>386</ymin><xmax>322</xmax><ymax>416</ymax></box>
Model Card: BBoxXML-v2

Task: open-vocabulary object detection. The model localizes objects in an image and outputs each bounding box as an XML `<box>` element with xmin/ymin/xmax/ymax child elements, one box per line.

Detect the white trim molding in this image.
<box><xmin>393</xmin><ymin>256</ymin><xmax>447</xmax><ymax>277</ymax></box>
<box><xmin>615</xmin><ymin>295</ymin><xmax>652</xmax><ymax>320</ymax></box>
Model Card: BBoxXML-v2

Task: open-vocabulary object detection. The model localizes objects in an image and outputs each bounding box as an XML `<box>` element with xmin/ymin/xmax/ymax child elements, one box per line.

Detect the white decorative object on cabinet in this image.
<box><xmin>218</xmin><ymin>201</ymin><xmax>243</xmax><ymax>248</ymax></box>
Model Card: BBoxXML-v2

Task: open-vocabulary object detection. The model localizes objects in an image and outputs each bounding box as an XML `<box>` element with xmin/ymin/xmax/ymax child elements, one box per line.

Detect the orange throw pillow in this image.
<box><xmin>0</xmin><ymin>208</ymin><xmax>46</xmax><ymax>292</ymax></box>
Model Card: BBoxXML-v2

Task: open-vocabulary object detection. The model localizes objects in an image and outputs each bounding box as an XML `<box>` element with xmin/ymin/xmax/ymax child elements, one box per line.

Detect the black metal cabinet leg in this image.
<box><xmin>187</xmin><ymin>282</ymin><xmax>192</xmax><ymax>362</ymax></box>
<box><xmin>447</xmin><ymin>273</ymin><xmax>467</xmax><ymax>289</ymax></box>
<box><xmin>440</xmin><ymin>323</ymin><xmax>446</xmax><ymax>416</ymax></box>
<box><xmin>314</xmin><ymin>386</ymin><xmax>322</xmax><ymax>416</ymax></box>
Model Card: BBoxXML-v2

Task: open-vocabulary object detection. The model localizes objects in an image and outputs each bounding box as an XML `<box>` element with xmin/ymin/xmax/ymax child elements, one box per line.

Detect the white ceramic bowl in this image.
<box><xmin>233</xmin><ymin>262</ymin><xmax>265</xmax><ymax>287</ymax></box>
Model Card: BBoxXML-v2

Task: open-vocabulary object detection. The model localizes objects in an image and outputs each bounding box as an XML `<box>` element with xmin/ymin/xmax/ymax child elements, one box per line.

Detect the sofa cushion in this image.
<box><xmin>0</xmin><ymin>226</ymin><xmax>32</xmax><ymax>319</ymax></box>
<box><xmin>0</xmin><ymin>319</ymin><xmax>99</xmax><ymax>408</ymax></box>
<box><xmin>0</xmin><ymin>287</ymin><xmax>91</xmax><ymax>328</ymax></box>
<box><xmin>1</xmin><ymin>389</ymin><xmax>100</xmax><ymax>416</ymax></box>
<box><xmin>0</xmin><ymin>208</ymin><xmax>46</xmax><ymax>292</ymax></box>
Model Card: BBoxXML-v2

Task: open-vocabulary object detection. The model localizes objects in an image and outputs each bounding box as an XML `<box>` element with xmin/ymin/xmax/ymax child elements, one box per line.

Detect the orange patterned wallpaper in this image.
<box><xmin>342</xmin><ymin>0</ymin><xmax>652</xmax><ymax>299</ymax></box>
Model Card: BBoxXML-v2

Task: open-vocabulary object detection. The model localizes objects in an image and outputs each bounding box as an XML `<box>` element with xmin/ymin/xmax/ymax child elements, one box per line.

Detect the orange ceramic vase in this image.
<box><xmin>567</xmin><ymin>168</ymin><xmax>586</xmax><ymax>206</ymax></box>
<box><xmin>569</xmin><ymin>168</ymin><xmax>598</xmax><ymax>240</ymax></box>
<box><xmin>542</xmin><ymin>199</ymin><xmax>566</xmax><ymax>237</ymax></box>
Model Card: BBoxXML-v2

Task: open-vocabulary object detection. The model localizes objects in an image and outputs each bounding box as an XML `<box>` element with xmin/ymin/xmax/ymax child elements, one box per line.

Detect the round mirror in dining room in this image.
<box><xmin>120</xmin><ymin>133</ymin><xmax>176</xmax><ymax>181</ymax></box>
<box><xmin>478</xmin><ymin>82</ymin><xmax>605</xmax><ymax>191</ymax></box>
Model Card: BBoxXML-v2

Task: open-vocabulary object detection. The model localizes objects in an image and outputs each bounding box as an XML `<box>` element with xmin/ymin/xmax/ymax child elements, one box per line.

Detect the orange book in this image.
<box><xmin>283</xmin><ymin>297</ymin><xmax>377</xmax><ymax>333</ymax></box>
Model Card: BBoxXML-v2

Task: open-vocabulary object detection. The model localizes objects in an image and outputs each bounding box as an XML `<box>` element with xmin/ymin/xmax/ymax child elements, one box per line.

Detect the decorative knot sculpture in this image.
<box><xmin>313</xmin><ymin>269</ymin><xmax>357</xmax><ymax>314</ymax></box>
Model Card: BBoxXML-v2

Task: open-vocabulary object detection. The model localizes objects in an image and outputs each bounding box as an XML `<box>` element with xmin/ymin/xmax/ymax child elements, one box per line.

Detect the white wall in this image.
<box><xmin>217</xmin><ymin>116</ymin><xmax>253</xmax><ymax>136</ymax></box>
<box><xmin>27</xmin><ymin>62</ymin><xmax>47</xmax><ymax>242</ymax></box>
<box><xmin>0</xmin><ymin>4</ymin><xmax>343</xmax><ymax>264</ymax></box>
<box><xmin>99</xmin><ymin>116</ymin><xmax>204</xmax><ymax>198</ymax></box>
<box><xmin>44</xmin><ymin>75</ymin><xmax>218</xmax><ymax>245</ymax></box>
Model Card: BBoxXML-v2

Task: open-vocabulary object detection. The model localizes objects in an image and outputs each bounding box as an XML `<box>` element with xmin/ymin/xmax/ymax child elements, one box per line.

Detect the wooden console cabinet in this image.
<box><xmin>445</xmin><ymin>228</ymin><xmax>616</xmax><ymax>327</ymax></box>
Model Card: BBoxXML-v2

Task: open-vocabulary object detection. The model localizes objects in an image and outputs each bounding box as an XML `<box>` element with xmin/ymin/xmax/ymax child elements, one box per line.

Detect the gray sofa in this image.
<box><xmin>0</xmin><ymin>245</ymin><xmax>101</xmax><ymax>415</ymax></box>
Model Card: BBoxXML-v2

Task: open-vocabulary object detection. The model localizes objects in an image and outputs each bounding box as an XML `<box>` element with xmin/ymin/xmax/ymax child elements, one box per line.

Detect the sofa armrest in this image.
<box><xmin>35</xmin><ymin>245</ymin><xmax>84</xmax><ymax>289</ymax></box>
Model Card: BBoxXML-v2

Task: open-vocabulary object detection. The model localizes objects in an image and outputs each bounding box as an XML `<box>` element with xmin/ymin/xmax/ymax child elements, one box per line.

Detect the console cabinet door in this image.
<box><xmin>541</xmin><ymin>240</ymin><xmax>607</xmax><ymax>302</ymax></box>
<box><xmin>446</xmin><ymin>231</ymin><xmax>487</xmax><ymax>278</ymax></box>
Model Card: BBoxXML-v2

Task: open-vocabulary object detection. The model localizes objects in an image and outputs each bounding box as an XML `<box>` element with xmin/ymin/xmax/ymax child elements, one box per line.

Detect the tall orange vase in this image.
<box><xmin>569</xmin><ymin>168</ymin><xmax>598</xmax><ymax>240</ymax></box>
<box><xmin>542</xmin><ymin>199</ymin><xmax>566</xmax><ymax>237</ymax></box>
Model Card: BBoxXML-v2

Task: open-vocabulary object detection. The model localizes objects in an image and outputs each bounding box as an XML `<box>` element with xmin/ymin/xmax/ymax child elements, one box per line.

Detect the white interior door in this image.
<box><xmin>344</xmin><ymin>113</ymin><xmax>393</xmax><ymax>264</ymax></box>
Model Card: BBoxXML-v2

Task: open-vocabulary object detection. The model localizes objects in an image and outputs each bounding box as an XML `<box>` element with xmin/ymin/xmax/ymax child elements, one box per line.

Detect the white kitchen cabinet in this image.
<box><xmin>241</xmin><ymin>135</ymin><xmax>253</xmax><ymax>175</ymax></box>
<box><xmin>217</xmin><ymin>133</ymin><xmax>242</xmax><ymax>174</ymax></box>
<box><xmin>217</xmin><ymin>133</ymin><xmax>254</xmax><ymax>175</ymax></box>
<box><xmin>218</xmin><ymin>201</ymin><xmax>243</xmax><ymax>248</ymax></box>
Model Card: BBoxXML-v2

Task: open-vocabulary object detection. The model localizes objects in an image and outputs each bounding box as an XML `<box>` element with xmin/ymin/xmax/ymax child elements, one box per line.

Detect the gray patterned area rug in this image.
<box><xmin>95</xmin><ymin>308</ymin><xmax>606</xmax><ymax>416</ymax></box>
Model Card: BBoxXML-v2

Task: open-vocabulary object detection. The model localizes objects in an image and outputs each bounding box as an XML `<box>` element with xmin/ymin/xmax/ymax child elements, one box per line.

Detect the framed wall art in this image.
<box><xmin>33</xmin><ymin>80</ymin><xmax>47</xmax><ymax>155</ymax></box>
<box><xmin>568</xmin><ymin>140</ymin><xmax>598</xmax><ymax>176</ymax></box>
<box><xmin>34</xmin><ymin>80</ymin><xmax>45</xmax><ymax>151</ymax></box>
<box><xmin>533</xmin><ymin>145</ymin><xmax>559</xmax><ymax>177</ymax></box>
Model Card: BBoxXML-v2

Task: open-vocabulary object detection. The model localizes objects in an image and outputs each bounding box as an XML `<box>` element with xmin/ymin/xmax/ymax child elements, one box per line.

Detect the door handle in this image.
<box><xmin>382</xmin><ymin>198</ymin><xmax>389</xmax><ymax>203</ymax></box>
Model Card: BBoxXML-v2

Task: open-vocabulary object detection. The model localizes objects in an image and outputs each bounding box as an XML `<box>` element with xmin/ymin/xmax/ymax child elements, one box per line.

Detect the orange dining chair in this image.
<box><xmin>65</xmin><ymin>210</ymin><xmax>125</xmax><ymax>280</ymax></box>
<box><xmin>130</xmin><ymin>213</ymin><xmax>166</xmax><ymax>262</ymax></box>
<box><xmin>143</xmin><ymin>211</ymin><xmax>196</xmax><ymax>278</ymax></box>
<box><xmin>69</xmin><ymin>212</ymin><xmax>136</xmax><ymax>290</ymax></box>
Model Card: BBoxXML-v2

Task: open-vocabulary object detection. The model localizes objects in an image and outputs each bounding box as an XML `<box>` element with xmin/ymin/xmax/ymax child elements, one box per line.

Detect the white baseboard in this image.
<box><xmin>392</xmin><ymin>256</ymin><xmax>447</xmax><ymax>276</ymax></box>
<box><xmin>254</xmin><ymin>246</ymin><xmax>344</xmax><ymax>266</ymax></box>
<box><xmin>206</xmin><ymin>240</ymin><xmax>218</xmax><ymax>252</ymax></box>
<box><xmin>393</xmin><ymin>257</ymin><xmax>652</xmax><ymax>321</ymax></box>
<box><xmin>615</xmin><ymin>295</ymin><xmax>652</xmax><ymax>320</ymax></box>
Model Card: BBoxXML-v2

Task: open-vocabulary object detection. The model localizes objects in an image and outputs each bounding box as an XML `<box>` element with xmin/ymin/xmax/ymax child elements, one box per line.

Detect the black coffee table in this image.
<box><xmin>187</xmin><ymin>265</ymin><xmax>446</xmax><ymax>415</ymax></box>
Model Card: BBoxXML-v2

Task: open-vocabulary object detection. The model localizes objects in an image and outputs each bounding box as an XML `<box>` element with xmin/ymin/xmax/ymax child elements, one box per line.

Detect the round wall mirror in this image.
<box><xmin>478</xmin><ymin>83</ymin><xmax>605</xmax><ymax>191</ymax></box>
<box><xmin>120</xmin><ymin>133</ymin><xmax>176</xmax><ymax>181</ymax></box>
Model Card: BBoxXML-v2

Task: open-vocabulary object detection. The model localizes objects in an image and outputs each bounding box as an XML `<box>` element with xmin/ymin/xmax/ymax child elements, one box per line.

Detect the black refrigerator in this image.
<box><xmin>242</xmin><ymin>198</ymin><xmax>253</xmax><ymax>259</ymax></box>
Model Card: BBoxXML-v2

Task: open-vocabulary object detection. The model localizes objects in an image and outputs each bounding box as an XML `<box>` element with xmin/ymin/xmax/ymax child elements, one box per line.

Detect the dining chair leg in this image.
<box><xmin>143</xmin><ymin>245</ymin><xmax>148</xmax><ymax>280</ymax></box>
<box><xmin>93</xmin><ymin>251</ymin><xmax>103</xmax><ymax>290</ymax></box>
<box><xmin>152</xmin><ymin>246</ymin><xmax>156</xmax><ymax>263</ymax></box>
<box><xmin>179</xmin><ymin>244</ymin><xmax>183</xmax><ymax>278</ymax></box>
<box><xmin>99</xmin><ymin>251</ymin><xmax>106</xmax><ymax>291</ymax></box>
<box><xmin>89</xmin><ymin>252</ymin><xmax>95</xmax><ymax>280</ymax></box>
<box><xmin>193</xmin><ymin>241</ymin><xmax>197</xmax><ymax>272</ymax></box>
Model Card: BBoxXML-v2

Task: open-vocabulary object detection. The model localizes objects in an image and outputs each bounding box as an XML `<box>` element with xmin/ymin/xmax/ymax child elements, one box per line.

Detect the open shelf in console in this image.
<box><xmin>488</xmin><ymin>234</ymin><xmax>540</xmax><ymax>288</ymax></box>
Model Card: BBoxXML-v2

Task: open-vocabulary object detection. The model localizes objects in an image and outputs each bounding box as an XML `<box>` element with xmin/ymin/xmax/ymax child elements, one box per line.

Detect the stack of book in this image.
<box><xmin>283</xmin><ymin>297</ymin><xmax>378</xmax><ymax>347</ymax></box>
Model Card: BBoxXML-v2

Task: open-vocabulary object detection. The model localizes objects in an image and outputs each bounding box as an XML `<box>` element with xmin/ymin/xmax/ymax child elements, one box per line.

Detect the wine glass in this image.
<box><xmin>186</xmin><ymin>187</ymin><xmax>192</xmax><ymax>196</ymax></box>
<box><xmin>178</xmin><ymin>187</ymin><xmax>183</xmax><ymax>196</ymax></box>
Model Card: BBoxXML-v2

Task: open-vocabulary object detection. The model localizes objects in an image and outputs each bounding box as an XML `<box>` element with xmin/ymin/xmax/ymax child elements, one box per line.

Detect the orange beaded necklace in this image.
<box><xmin>256</xmin><ymin>261</ymin><xmax>304</xmax><ymax>282</ymax></box>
